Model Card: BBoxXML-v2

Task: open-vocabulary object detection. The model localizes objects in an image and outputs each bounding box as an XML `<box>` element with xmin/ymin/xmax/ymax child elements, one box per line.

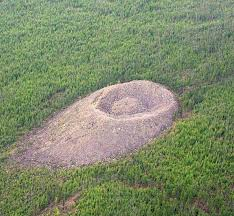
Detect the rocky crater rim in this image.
<box><xmin>93</xmin><ymin>81</ymin><xmax>176</xmax><ymax>118</ymax></box>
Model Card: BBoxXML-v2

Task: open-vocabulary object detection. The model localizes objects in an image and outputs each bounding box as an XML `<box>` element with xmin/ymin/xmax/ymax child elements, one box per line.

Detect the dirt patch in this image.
<box><xmin>193</xmin><ymin>198</ymin><xmax>210</xmax><ymax>214</ymax></box>
<box><xmin>38</xmin><ymin>192</ymin><xmax>81</xmax><ymax>216</ymax></box>
<box><xmin>13</xmin><ymin>80</ymin><xmax>178</xmax><ymax>168</ymax></box>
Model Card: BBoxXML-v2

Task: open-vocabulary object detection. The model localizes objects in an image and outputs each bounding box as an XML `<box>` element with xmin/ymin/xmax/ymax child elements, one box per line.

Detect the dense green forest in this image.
<box><xmin>0</xmin><ymin>0</ymin><xmax>233</xmax><ymax>215</ymax></box>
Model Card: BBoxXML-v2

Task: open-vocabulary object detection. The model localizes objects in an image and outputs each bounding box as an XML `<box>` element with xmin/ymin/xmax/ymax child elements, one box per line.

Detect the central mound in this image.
<box><xmin>15</xmin><ymin>80</ymin><xmax>178</xmax><ymax>167</ymax></box>
<box><xmin>111</xmin><ymin>97</ymin><xmax>145</xmax><ymax>115</ymax></box>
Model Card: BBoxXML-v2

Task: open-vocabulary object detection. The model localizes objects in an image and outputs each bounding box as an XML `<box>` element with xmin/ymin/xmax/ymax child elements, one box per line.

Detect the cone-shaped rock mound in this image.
<box><xmin>15</xmin><ymin>80</ymin><xmax>178</xmax><ymax>167</ymax></box>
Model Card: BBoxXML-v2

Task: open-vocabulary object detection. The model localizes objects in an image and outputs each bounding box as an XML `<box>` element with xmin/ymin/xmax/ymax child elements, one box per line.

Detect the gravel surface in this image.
<box><xmin>14</xmin><ymin>80</ymin><xmax>178</xmax><ymax>168</ymax></box>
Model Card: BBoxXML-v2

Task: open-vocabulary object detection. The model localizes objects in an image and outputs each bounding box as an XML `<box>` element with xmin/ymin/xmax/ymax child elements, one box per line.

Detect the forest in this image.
<box><xmin>0</xmin><ymin>0</ymin><xmax>233</xmax><ymax>215</ymax></box>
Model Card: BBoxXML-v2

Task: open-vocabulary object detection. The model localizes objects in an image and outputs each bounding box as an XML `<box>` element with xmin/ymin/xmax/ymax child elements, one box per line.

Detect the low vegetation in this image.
<box><xmin>0</xmin><ymin>0</ymin><xmax>233</xmax><ymax>215</ymax></box>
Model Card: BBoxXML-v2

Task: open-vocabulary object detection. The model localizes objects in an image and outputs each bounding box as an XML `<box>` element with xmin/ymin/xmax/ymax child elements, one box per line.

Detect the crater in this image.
<box><xmin>13</xmin><ymin>80</ymin><xmax>179</xmax><ymax>168</ymax></box>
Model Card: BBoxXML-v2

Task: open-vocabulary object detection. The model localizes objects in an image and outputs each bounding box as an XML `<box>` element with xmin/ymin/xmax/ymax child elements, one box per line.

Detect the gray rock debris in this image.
<box><xmin>14</xmin><ymin>80</ymin><xmax>178</xmax><ymax>168</ymax></box>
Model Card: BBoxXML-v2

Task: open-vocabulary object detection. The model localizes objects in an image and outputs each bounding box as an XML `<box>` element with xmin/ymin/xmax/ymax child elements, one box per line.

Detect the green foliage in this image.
<box><xmin>0</xmin><ymin>0</ymin><xmax>233</xmax><ymax>215</ymax></box>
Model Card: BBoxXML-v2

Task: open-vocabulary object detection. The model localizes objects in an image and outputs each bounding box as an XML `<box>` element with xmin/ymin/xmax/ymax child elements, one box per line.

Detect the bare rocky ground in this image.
<box><xmin>14</xmin><ymin>80</ymin><xmax>178</xmax><ymax>168</ymax></box>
